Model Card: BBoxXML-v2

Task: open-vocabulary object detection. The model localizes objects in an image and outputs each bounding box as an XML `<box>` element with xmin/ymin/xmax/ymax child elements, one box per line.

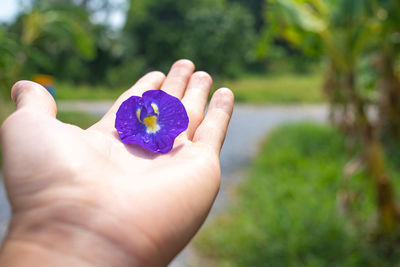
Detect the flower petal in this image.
<box><xmin>115</xmin><ymin>90</ymin><xmax>189</xmax><ymax>153</ymax></box>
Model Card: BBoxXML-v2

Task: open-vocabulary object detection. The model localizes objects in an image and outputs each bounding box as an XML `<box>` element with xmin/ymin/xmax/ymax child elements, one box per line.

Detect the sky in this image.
<box><xmin>0</xmin><ymin>0</ymin><xmax>126</xmax><ymax>29</ymax></box>
<box><xmin>0</xmin><ymin>0</ymin><xmax>19</xmax><ymax>23</ymax></box>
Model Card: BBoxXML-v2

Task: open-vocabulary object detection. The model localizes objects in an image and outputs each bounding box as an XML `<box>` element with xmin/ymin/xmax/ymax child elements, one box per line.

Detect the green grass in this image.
<box><xmin>217</xmin><ymin>72</ymin><xmax>323</xmax><ymax>104</ymax></box>
<box><xmin>56</xmin><ymin>111</ymin><xmax>101</xmax><ymax>129</ymax></box>
<box><xmin>56</xmin><ymin>83</ymin><xmax>125</xmax><ymax>101</ymax></box>
<box><xmin>195</xmin><ymin>123</ymin><xmax>400</xmax><ymax>266</ymax></box>
<box><xmin>55</xmin><ymin>72</ymin><xmax>324</xmax><ymax>103</ymax></box>
<box><xmin>0</xmin><ymin>100</ymin><xmax>14</xmax><ymax>168</ymax></box>
<box><xmin>0</xmin><ymin>100</ymin><xmax>14</xmax><ymax>124</ymax></box>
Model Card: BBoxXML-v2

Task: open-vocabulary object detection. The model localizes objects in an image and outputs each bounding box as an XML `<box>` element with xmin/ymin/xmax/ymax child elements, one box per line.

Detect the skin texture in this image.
<box><xmin>0</xmin><ymin>60</ymin><xmax>234</xmax><ymax>267</ymax></box>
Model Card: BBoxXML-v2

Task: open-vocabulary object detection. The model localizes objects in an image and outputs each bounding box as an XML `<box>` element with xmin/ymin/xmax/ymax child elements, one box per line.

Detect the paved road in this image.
<box><xmin>0</xmin><ymin>102</ymin><xmax>328</xmax><ymax>264</ymax></box>
<box><xmin>0</xmin><ymin>179</ymin><xmax>10</xmax><ymax>243</ymax></box>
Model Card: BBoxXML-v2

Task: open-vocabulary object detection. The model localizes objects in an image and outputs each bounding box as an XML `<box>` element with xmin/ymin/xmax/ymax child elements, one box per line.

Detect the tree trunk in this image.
<box><xmin>345</xmin><ymin>71</ymin><xmax>398</xmax><ymax>234</ymax></box>
<box><xmin>376</xmin><ymin>51</ymin><xmax>400</xmax><ymax>139</ymax></box>
<box><xmin>324</xmin><ymin>61</ymin><xmax>353</xmax><ymax>135</ymax></box>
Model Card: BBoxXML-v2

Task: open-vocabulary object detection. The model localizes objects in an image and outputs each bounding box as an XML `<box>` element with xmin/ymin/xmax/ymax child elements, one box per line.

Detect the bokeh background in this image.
<box><xmin>1</xmin><ymin>0</ymin><xmax>400</xmax><ymax>266</ymax></box>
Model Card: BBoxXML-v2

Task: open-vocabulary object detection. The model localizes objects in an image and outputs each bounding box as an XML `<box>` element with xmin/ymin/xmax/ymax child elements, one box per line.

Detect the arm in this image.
<box><xmin>0</xmin><ymin>59</ymin><xmax>234</xmax><ymax>266</ymax></box>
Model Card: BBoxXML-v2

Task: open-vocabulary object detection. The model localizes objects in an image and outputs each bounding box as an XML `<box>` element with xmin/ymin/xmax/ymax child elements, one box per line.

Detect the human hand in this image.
<box><xmin>0</xmin><ymin>60</ymin><xmax>234</xmax><ymax>266</ymax></box>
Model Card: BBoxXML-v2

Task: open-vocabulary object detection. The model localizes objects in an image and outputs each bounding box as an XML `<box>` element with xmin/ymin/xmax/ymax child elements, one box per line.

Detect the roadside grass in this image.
<box><xmin>0</xmin><ymin>100</ymin><xmax>14</xmax><ymax>168</ymax></box>
<box><xmin>195</xmin><ymin>123</ymin><xmax>400</xmax><ymax>266</ymax></box>
<box><xmin>0</xmin><ymin>100</ymin><xmax>14</xmax><ymax>124</ymax></box>
<box><xmin>55</xmin><ymin>72</ymin><xmax>324</xmax><ymax>103</ymax></box>
<box><xmin>217</xmin><ymin>72</ymin><xmax>323</xmax><ymax>104</ymax></box>
<box><xmin>56</xmin><ymin>111</ymin><xmax>101</xmax><ymax>129</ymax></box>
<box><xmin>56</xmin><ymin>83</ymin><xmax>125</xmax><ymax>101</ymax></box>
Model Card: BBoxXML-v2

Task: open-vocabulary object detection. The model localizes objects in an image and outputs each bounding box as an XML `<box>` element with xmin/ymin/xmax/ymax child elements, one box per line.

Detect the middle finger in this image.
<box><xmin>161</xmin><ymin>59</ymin><xmax>195</xmax><ymax>99</ymax></box>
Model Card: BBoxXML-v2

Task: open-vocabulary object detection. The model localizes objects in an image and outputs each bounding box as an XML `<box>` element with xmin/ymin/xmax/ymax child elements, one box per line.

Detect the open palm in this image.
<box><xmin>0</xmin><ymin>60</ymin><xmax>234</xmax><ymax>266</ymax></box>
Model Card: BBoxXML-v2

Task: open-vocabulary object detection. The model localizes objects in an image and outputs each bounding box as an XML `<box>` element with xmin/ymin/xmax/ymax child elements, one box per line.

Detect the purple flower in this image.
<box><xmin>115</xmin><ymin>90</ymin><xmax>189</xmax><ymax>153</ymax></box>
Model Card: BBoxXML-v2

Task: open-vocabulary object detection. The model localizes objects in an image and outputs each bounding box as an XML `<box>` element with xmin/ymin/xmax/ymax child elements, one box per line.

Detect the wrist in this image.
<box><xmin>0</xmin><ymin>205</ymin><xmax>143</xmax><ymax>267</ymax></box>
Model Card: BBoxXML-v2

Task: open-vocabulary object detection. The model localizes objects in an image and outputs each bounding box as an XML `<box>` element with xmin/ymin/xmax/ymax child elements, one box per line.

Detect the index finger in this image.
<box><xmin>89</xmin><ymin>71</ymin><xmax>166</xmax><ymax>133</ymax></box>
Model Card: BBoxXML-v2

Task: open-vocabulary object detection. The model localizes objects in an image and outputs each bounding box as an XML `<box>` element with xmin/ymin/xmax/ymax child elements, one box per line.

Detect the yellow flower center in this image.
<box><xmin>143</xmin><ymin>115</ymin><xmax>160</xmax><ymax>133</ymax></box>
<box><xmin>136</xmin><ymin>103</ymin><xmax>161</xmax><ymax>133</ymax></box>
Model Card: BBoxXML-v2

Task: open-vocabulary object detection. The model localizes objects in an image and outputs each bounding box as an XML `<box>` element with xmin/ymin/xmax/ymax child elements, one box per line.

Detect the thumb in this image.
<box><xmin>11</xmin><ymin>80</ymin><xmax>57</xmax><ymax>117</ymax></box>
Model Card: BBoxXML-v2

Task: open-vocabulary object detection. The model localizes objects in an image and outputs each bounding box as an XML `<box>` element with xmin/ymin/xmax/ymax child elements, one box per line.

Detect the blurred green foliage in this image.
<box><xmin>123</xmin><ymin>0</ymin><xmax>256</xmax><ymax>77</ymax></box>
<box><xmin>0</xmin><ymin>0</ymin><xmax>316</xmax><ymax>96</ymax></box>
<box><xmin>196</xmin><ymin>123</ymin><xmax>400</xmax><ymax>266</ymax></box>
<box><xmin>0</xmin><ymin>0</ymin><xmax>97</xmax><ymax>96</ymax></box>
<box><xmin>181</xmin><ymin>3</ymin><xmax>255</xmax><ymax>77</ymax></box>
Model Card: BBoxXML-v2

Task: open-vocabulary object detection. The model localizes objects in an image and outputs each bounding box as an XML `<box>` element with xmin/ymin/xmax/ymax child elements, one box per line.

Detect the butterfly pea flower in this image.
<box><xmin>115</xmin><ymin>90</ymin><xmax>189</xmax><ymax>153</ymax></box>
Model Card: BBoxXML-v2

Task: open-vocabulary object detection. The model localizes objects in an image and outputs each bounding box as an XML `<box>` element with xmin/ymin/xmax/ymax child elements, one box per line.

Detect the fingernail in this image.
<box><xmin>11</xmin><ymin>80</ymin><xmax>28</xmax><ymax>102</ymax></box>
<box><xmin>215</xmin><ymin>88</ymin><xmax>234</xmax><ymax>109</ymax></box>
